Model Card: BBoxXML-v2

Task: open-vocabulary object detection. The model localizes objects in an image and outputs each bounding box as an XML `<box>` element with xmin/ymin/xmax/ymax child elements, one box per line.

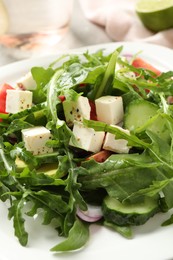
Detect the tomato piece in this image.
<box><xmin>132</xmin><ymin>58</ymin><xmax>161</xmax><ymax>76</ymax></box>
<box><xmin>0</xmin><ymin>83</ymin><xmax>14</xmax><ymax>113</ymax></box>
<box><xmin>79</xmin><ymin>83</ymin><xmax>86</xmax><ymax>87</ymax></box>
<box><xmin>89</xmin><ymin>100</ymin><xmax>97</xmax><ymax>120</ymax></box>
<box><xmin>86</xmin><ymin>150</ymin><xmax>112</xmax><ymax>163</ymax></box>
<box><xmin>58</xmin><ymin>95</ymin><xmax>66</xmax><ymax>102</ymax></box>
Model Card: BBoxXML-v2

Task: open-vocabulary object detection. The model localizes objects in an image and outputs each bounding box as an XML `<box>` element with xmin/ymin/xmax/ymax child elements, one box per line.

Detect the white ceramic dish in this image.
<box><xmin>0</xmin><ymin>42</ymin><xmax>173</xmax><ymax>260</ymax></box>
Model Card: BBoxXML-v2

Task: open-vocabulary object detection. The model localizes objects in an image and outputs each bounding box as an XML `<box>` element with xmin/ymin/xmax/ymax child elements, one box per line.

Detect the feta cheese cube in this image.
<box><xmin>69</xmin><ymin>121</ymin><xmax>105</xmax><ymax>153</ymax></box>
<box><xmin>22</xmin><ymin>126</ymin><xmax>53</xmax><ymax>155</ymax></box>
<box><xmin>6</xmin><ymin>89</ymin><xmax>32</xmax><ymax>114</ymax></box>
<box><xmin>95</xmin><ymin>96</ymin><xmax>124</xmax><ymax>125</ymax></box>
<box><xmin>63</xmin><ymin>96</ymin><xmax>91</xmax><ymax>127</ymax></box>
<box><xmin>16</xmin><ymin>72</ymin><xmax>37</xmax><ymax>90</ymax></box>
<box><xmin>103</xmin><ymin>125</ymin><xmax>130</xmax><ymax>154</ymax></box>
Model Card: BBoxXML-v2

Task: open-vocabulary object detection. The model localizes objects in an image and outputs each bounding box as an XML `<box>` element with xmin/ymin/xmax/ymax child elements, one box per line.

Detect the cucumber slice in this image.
<box><xmin>102</xmin><ymin>196</ymin><xmax>160</xmax><ymax>226</ymax></box>
<box><xmin>124</xmin><ymin>99</ymin><xmax>158</xmax><ymax>131</ymax></box>
<box><xmin>124</xmin><ymin>99</ymin><xmax>170</xmax><ymax>141</ymax></box>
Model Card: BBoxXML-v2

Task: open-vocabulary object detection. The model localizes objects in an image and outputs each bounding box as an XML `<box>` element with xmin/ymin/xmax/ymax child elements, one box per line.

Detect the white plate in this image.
<box><xmin>1</xmin><ymin>42</ymin><xmax>173</xmax><ymax>260</ymax></box>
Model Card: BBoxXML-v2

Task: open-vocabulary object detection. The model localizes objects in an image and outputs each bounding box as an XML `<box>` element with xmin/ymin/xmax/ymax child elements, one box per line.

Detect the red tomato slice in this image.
<box><xmin>132</xmin><ymin>58</ymin><xmax>161</xmax><ymax>76</ymax></box>
<box><xmin>0</xmin><ymin>83</ymin><xmax>14</xmax><ymax>113</ymax></box>
<box><xmin>79</xmin><ymin>83</ymin><xmax>86</xmax><ymax>88</ymax></box>
<box><xmin>86</xmin><ymin>150</ymin><xmax>112</xmax><ymax>163</ymax></box>
<box><xmin>58</xmin><ymin>95</ymin><xmax>66</xmax><ymax>102</ymax></box>
<box><xmin>89</xmin><ymin>100</ymin><xmax>97</xmax><ymax>121</ymax></box>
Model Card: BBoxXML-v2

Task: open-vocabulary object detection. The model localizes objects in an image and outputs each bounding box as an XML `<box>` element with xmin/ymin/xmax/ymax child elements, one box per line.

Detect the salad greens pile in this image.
<box><xmin>1</xmin><ymin>46</ymin><xmax>173</xmax><ymax>252</ymax></box>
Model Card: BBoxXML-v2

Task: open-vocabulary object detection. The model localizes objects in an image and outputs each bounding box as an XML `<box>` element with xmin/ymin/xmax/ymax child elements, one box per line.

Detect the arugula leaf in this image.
<box><xmin>83</xmin><ymin>49</ymin><xmax>112</xmax><ymax>66</ymax></box>
<box><xmin>5</xmin><ymin>119</ymin><xmax>33</xmax><ymax>135</ymax></box>
<box><xmin>55</xmin><ymin>63</ymin><xmax>104</xmax><ymax>92</ymax></box>
<box><xmin>83</xmin><ymin>119</ymin><xmax>149</xmax><ymax>148</ymax></box>
<box><xmin>0</xmin><ymin>113</ymin><xmax>9</xmax><ymax>120</ymax></box>
<box><xmin>125</xmin><ymin>179</ymin><xmax>171</xmax><ymax>201</ymax></box>
<box><xmin>104</xmin><ymin>221</ymin><xmax>132</xmax><ymax>239</ymax></box>
<box><xmin>0</xmin><ymin>181</ymin><xmax>11</xmax><ymax>202</ymax></box>
<box><xmin>8</xmin><ymin>194</ymin><xmax>28</xmax><ymax>246</ymax></box>
<box><xmin>10</xmin><ymin>143</ymin><xmax>38</xmax><ymax>169</ymax></box>
<box><xmin>64</xmin><ymin>149</ymin><xmax>87</xmax><ymax>212</ymax></box>
<box><xmin>7</xmin><ymin>103</ymin><xmax>47</xmax><ymax>130</ymax></box>
<box><xmin>157</xmin><ymin>71</ymin><xmax>173</xmax><ymax>81</ymax></box>
<box><xmin>25</xmin><ymin>192</ymin><xmax>65</xmax><ymax>232</ymax></box>
<box><xmin>50</xmin><ymin>218</ymin><xmax>89</xmax><ymax>252</ymax></box>
<box><xmin>30</xmin><ymin>190</ymin><xmax>69</xmax><ymax>214</ymax></box>
<box><xmin>46</xmin><ymin>69</ymin><xmax>63</xmax><ymax>123</ymax></box>
<box><xmin>78</xmin><ymin>152</ymin><xmax>162</xmax><ymax>201</ymax></box>
<box><xmin>31</xmin><ymin>67</ymin><xmax>55</xmax><ymax>104</ymax></box>
<box><xmin>147</xmin><ymin>130</ymin><xmax>172</xmax><ymax>167</ymax></box>
<box><xmin>162</xmin><ymin>214</ymin><xmax>173</xmax><ymax>226</ymax></box>
<box><xmin>16</xmin><ymin>168</ymin><xmax>65</xmax><ymax>188</ymax></box>
<box><xmin>95</xmin><ymin>50</ymin><xmax>119</xmax><ymax>99</ymax></box>
<box><xmin>0</xmin><ymin>138</ymin><xmax>14</xmax><ymax>173</ymax></box>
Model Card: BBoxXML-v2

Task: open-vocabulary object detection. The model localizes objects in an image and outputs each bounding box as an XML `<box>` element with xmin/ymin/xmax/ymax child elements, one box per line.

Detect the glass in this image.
<box><xmin>0</xmin><ymin>0</ymin><xmax>73</xmax><ymax>59</ymax></box>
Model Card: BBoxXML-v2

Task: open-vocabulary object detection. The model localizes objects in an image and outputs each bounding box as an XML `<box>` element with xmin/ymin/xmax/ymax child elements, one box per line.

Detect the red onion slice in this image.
<box><xmin>76</xmin><ymin>204</ymin><xmax>103</xmax><ymax>223</ymax></box>
<box><xmin>123</xmin><ymin>54</ymin><xmax>133</xmax><ymax>61</ymax></box>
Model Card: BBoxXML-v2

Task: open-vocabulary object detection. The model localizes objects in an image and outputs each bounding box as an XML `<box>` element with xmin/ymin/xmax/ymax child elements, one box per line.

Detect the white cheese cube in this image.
<box><xmin>103</xmin><ymin>125</ymin><xmax>130</xmax><ymax>154</ymax></box>
<box><xmin>69</xmin><ymin>121</ymin><xmax>105</xmax><ymax>153</ymax></box>
<box><xmin>63</xmin><ymin>96</ymin><xmax>91</xmax><ymax>127</ymax></box>
<box><xmin>22</xmin><ymin>126</ymin><xmax>53</xmax><ymax>155</ymax></box>
<box><xmin>6</xmin><ymin>89</ymin><xmax>32</xmax><ymax>114</ymax></box>
<box><xmin>95</xmin><ymin>96</ymin><xmax>124</xmax><ymax>125</ymax></box>
<box><xmin>16</xmin><ymin>72</ymin><xmax>37</xmax><ymax>90</ymax></box>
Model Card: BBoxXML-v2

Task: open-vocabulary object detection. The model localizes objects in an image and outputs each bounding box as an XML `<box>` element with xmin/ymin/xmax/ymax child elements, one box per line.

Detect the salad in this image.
<box><xmin>0</xmin><ymin>45</ymin><xmax>173</xmax><ymax>253</ymax></box>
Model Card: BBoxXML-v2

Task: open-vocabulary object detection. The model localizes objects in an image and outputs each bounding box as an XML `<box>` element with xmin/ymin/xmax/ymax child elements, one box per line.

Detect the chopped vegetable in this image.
<box><xmin>0</xmin><ymin>83</ymin><xmax>14</xmax><ymax>113</ymax></box>
<box><xmin>102</xmin><ymin>195</ymin><xmax>160</xmax><ymax>226</ymax></box>
<box><xmin>132</xmin><ymin>57</ymin><xmax>161</xmax><ymax>76</ymax></box>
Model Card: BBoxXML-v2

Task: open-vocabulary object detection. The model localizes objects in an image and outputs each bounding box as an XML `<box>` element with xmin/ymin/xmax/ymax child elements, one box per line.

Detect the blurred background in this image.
<box><xmin>0</xmin><ymin>0</ymin><xmax>108</xmax><ymax>66</ymax></box>
<box><xmin>0</xmin><ymin>0</ymin><xmax>173</xmax><ymax>66</ymax></box>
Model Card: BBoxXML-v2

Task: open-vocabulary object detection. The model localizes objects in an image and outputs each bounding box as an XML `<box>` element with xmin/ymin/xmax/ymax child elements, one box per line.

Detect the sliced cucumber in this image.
<box><xmin>124</xmin><ymin>99</ymin><xmax>170</xmax><ymax>142</ymax></box>
<box><xmin>102</xmin><ymin>196</ymin><xmax>160</xmax><ymax>226</ymax></box>
<box><xmin>124</xmin><ymin>99</ymin><xmax>158</xmax><ymax>131</ymax></box>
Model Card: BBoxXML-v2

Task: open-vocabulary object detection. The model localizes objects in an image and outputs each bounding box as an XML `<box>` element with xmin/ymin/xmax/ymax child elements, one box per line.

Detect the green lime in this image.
<box><xmin>135</xmin><ymin>0</ymin><xmax>173</xmax><ymax>32</ymax></box>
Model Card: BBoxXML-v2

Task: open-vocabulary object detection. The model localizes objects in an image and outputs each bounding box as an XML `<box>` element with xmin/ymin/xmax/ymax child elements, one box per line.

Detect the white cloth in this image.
<box><xmin>79</xmin><ymin>0</ymin><xmax>173</xmax><ymax>48</ymax></box>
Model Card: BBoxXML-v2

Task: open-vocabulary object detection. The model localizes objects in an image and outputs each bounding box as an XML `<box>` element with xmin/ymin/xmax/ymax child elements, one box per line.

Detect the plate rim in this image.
<box><xmin>1</xmin><ymin>41</ymin><xmax>173</xmax><ymax>71</ymax></box>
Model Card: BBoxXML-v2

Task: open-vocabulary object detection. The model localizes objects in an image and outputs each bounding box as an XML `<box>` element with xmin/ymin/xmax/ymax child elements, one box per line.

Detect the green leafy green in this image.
<box><xmin>104</xmin><ymin>221</ymin><xmax>132</xmax><ymax>239</ymax></box>
<box><xmin>94</xmin><ymin>50</ymin><xmax>119</xmax><ymax>98</ymax></box>
<box><xmin>31</xmin><ymin>67</ymin><xmax>55</xmax><ymax>103</ymax></box>
<box><xmin>8</xmin><ymin>194</ymin><xmax>29</xmax><ymax>246</ymax></box>
<box><xmin>50</xmin><ymin>218</ymin><xmax>89</xmax><ymax>252</ymax></box>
